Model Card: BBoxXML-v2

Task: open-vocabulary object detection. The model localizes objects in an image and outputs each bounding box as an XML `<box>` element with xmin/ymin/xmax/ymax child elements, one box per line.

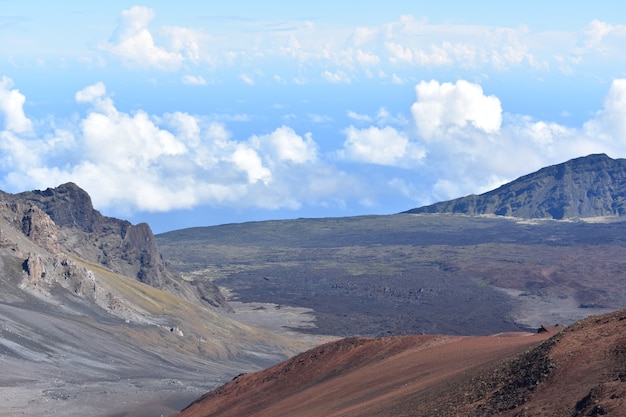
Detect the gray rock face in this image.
<box><xmin>405</xmin><ymin>154</ymin><xmax>626</xmax><ymax>219</ymax></box>
<box><xmin>7</xmin><ymin>182</ymin><xmax>228</xmax><ymax>309</ymax></box>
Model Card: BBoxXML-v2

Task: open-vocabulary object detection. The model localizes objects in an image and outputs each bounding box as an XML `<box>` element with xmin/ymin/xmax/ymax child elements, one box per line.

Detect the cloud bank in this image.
<box><xmin>90</xmin><ymin>7</ymin><xmax>626</xmax><ymax>84</ymax></box>
<box><xmin>0</xmin><ymin>77</ymin><xmax>355</xmax><ymax>213</ymax></box>
<box><xmin>2</xmin><ymin>75</ymin><xmax>626</xmax><ymax>216</ymax></box>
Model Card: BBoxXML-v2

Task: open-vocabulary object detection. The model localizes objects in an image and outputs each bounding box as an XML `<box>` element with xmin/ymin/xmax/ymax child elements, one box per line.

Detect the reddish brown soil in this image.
<box><xmin>171</xmin><ymin>309</ymin><xmax>626</xmax><ymax>417</ymax></box>
<box><xmin>509</xmin><ymin>310</ymin><xmax>626</xmax><ymax>416</ymax></box>
<box><xmin>170</xmin><ymin>332</ymin><xmax>544</xmax><ymax>417</ymax></box>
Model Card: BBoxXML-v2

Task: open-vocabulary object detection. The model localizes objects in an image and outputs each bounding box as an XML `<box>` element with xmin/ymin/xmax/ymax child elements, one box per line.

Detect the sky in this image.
<box><xmin>1</xmin><ymin>1</ymin><xmax>626</xmax><ymax>232</ymax></box>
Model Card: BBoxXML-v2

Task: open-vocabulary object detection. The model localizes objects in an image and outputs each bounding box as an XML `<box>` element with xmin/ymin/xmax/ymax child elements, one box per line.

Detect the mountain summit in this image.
<box><xmin>405</xmin><ymin>154</ymin><xmax>626</xmax><ymax>219</ymax></box>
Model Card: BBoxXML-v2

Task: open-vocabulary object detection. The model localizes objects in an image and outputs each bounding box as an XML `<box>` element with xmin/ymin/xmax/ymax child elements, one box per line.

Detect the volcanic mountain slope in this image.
<box><xmin>405</xmin><ymin>153</ymin><xmax>626</xmax><ymax>219</ymax></box>
<box><xmin>0</xmin><ymin>186</ymin><xmax>308</xmax><ymax>416</ymax></box>
<box><xmin>172</xmin><ymin>308</ymin><xmax>626</xmax><ymax>417</ymax></box>
<box><xmin>7</xmin><ymin>182</ymin><xmax>228</xmax><ymax>309</ymax></box>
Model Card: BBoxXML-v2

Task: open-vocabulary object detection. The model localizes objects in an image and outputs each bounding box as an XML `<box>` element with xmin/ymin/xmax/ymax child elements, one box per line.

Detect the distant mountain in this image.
<box><xmin>172</xmin><ymin>308</ymin><xmax>626</xmax><ymax>417</ymax></box>
<box><xmin>405</xmin><ymin>153</ymin><xmax>626</xmax><ymax>219</ymax></box>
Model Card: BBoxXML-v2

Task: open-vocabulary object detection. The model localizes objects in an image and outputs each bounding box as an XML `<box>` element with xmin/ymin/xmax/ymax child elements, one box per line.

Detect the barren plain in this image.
<box><xmin>157</xmin><ymin>213</ymin><xmax>626</xmax><ymax>338</ymax></box>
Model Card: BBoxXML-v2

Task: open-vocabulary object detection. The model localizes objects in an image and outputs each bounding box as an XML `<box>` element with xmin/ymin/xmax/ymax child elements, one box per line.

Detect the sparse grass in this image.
<box><xmin>72</xmin><ymin>255</ymin><xmax>309</xmax><ymax>360</ymax></box>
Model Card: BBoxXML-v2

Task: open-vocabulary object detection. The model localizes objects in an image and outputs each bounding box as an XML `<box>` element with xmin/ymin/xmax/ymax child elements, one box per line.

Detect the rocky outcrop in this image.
<box><xmin>22</xmin><ymin>251</ymin><xmax>97</xmax><ymax>298</ymax></box>
<box><xmin>405</xmin><ymin>154</ymin><xmax>626</xmax><ymax>219</ymax></box>
<box><xmin>16</xmin><ymin>182</ymin><xmax>104</xmax><ymax>232</ymax></box>
<box><xmin>18</xmin><ymin>204</ymin><xmax>60</xmax><ymax>253</ymax></box>
<box><xmin>23</xmin><ymin>252</ymin><xmax>45</xmax><ymax>286</ymax></box>
<box><xmin>7</xmin><ymin>183</ymin><xmax>228</xmax><ymax>309</ymax></box>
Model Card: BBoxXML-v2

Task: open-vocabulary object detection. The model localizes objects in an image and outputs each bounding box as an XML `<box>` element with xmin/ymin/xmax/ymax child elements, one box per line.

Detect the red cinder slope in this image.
<box><xmin>170</xmin><ymin>331</ymin><xmax>551</xmax><ymax>417</ymax></box>
<box><xmin>172</xmin><ymin>308</ymin><xmax>626</xmax><ymax>417</ymax></box>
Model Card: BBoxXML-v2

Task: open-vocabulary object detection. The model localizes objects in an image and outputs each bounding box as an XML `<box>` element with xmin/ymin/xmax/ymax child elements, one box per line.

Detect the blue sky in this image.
<box><xmin>2</xmin><ymin>2</ymin><xmax>626</xmax><ymax>232</ymax></box>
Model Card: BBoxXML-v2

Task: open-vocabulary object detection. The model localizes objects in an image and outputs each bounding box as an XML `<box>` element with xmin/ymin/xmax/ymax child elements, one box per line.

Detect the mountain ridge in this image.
<box><xmin>405</xmin><ymin>153</ymin><xmax>626</xmax><ymax>219</ymax></box>
<box><xmin>8</xmin><ymin>182</ymin><xmax>229</xmax><ymax>309</ymax></box>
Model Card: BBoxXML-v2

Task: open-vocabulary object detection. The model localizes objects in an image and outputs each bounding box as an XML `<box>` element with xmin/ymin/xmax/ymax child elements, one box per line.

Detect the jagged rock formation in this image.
<box><xmin>0</xmin><ymin>198</ymin><xmax>130</xmax><ymax>312</ymax></box>
<box><xmin>405</xmin><ymin>154</ymin><xmax>626</xmax><ymax>219</ymax></box>
<box><xmin>7</xmin><ymin>183</ymin><xmax>228</xmax><ymax>309</ymax></box>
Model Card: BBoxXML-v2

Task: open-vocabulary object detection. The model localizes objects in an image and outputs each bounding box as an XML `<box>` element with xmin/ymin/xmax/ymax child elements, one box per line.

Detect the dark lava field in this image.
<box><xmin>157</xmin><ymin>214</ymin><xmax>626</xmax><ymax>337</ymax></box>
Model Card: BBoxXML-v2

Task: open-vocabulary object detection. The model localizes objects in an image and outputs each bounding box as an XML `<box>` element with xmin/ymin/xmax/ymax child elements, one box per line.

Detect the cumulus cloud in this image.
<box><xmin>584</xmin><ymin>79</ymin><xmax>626</xmax><ymax>141</ymax></box>
<box><xmin>340</xmin><ymin>125</ymin><xmax>424</xmax><ymax>166</ymax></box>
<box><xmin>79</xmin><ymin>105</ymin><xmax>187</xmax><ymax>172</ymax></box>
<box><xmin>400</xmin><ymin>77</ymin><xmax>626</xmax><ymax>204</ymax></box>
<box><xmin>0</xmin><ymin>76</ymin><xmax>32</xmax><ymax>133</ymax></box>
<box><xmin>100</xmin><ymin>6</ymin><xmax>185</xmax><ymax>70</ymax></box>
<box><xmin>231</xmin><ymin>144</ymin><xmax>271</xmax><ymax>185</ymax></box>
<box><xmin>75</xmin><ymin>81</ymin><xmax>107</xmax><ymax>103</ymax></box>
<box><xmin>1</xmin><ymin>80</ymin><xmax>360</xmax><ymax>214</ymax></box>
<box><xmin>6</xmin><ymin>71</ymin><xmax>626</xmax><ymax>220</ymax></box>
<box><xmin>411</xmin><ymin>80</ymin><xmax>502</xmax><ymax>140</ymax></box>
<box><xmin>250</xmin><ymin>126</ymin><xmax>317</xmax><ymax>165</ymax></box>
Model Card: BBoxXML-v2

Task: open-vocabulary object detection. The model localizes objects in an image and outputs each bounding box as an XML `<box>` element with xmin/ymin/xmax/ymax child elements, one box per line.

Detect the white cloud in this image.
<box><xmin>182</xmin><ymin>75</ymin><xmax>207</xmax><ymax>85</ymax></box>
<box><xmin>164</xmin><ymin>112</ymin><xmax>201</xmax><ymax>146</ymax></box>
<box><xmin>163</xmin><ymin>26</ymin><xmax>203</xmax><ymax>63</ymax></box>
<box><xmin>231</xmin><ymin>144</ymin><xmax>272</xmax><ymax>185</ymax></box>
<box><xmin>1</xmin><ymin>80</ymin><xmax>364</xmax><ymax>214</ymax></box>
<box><xmin>89</xmin><ymin>9</ymin><xmax>623</xmax><ymax>83</ymax></box>
<box><xmin>391</xmin><ymin>73</ymin><xmax>406</xmax><ymax>85</ymax></box>
<box><xmin>0</xmin><ymin>76</ymin><xmax>32</xmax><ymax>133</ymax></box>
<box><xmin>7</xmin><ymin>72</ymin><xmax>626</xmax><ymax>219</ymax></box>
<box><xmin>355</xmin><ymin>49</ymin><xmax>380</xmax><ymax>66</ymax></box>
<box><xmin>100</xmin><ymin>6</ymin><xmax>184</xmax><ymax>70</ymax></box>
<box><xmin>402</xmin><ymin>78</ymin><xmax>626</xmax><ymax>203</ymax></box>
<box><xmin>240</xmin><ymin>74</ymin><xmax>255</xmax><ymax>85</ymax></box>
<box><xmin>75</xmin><ymin>81</ymin><xmax>106</xmax><ymax>103</ymax></box>
<box><xmin>385</xmin><ymin>42</ymin><xmax>413</xmax><ymax>64</ymax></box>
<box><xmin>583</xmin><ymin>78</ymin><xmax>626</xmax><ymax>141</ymax></box>
<box><xmin>347</xmin><ymin>111</ymin><xmax>373</xmax><ymax>123</ymax></box>
<box><xmin>352</xmin><ymin>27</ymin><xmax>378</xmax><ymax>47</ymax></box>
<box><xmin>340</xmin><ymin>125</ymin><xmax>424</xmax><ymax>166</ymax></box>
<box><xmin>576</xmin><ymin>20</ymin><xmax>626</xmax><ymax>54</ymax></box>
<box><xmin>251</xmin><ymin>126</ymin><xmax>317</xmax><ymax>165</ymax></box>
<box><xmin>80</xmin><ymin>108</ymin><xmax>187</xmax><ymax>175</ymax></box>
<box><xmin>411</xmin><ymin>79</ymin><xmax>502</xmax><ymax>140</ymax></box>
<box><xmin>74</xmin><ymin>82</ymin><xmax>118</xmax><ymax>117</ymax></box>
<box><xmin>322</xmin><ymin>70</ymin><xmax>351</xmax><ymax>84</ymax></box>
<box><xmin>376</xmin><ymin>108</ymin><xmax>408</xmax><ymax>127</ymax></box>
<box><xmin>308</xmin><ymin>113</ymin><xmax>332</xmax><ymax>124</ymax></box>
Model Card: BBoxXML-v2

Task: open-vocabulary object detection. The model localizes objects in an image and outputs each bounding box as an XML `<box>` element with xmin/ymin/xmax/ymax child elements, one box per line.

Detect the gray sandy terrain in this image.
<box><xmin>0</xmin><ymin>264</ymin><xmax>309</xmax><ymax>416</ymax></box>
<box><xmin>0</xmin><ymin>299</ymin><xmax>263</xmax><ymax>416</ymax></box>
